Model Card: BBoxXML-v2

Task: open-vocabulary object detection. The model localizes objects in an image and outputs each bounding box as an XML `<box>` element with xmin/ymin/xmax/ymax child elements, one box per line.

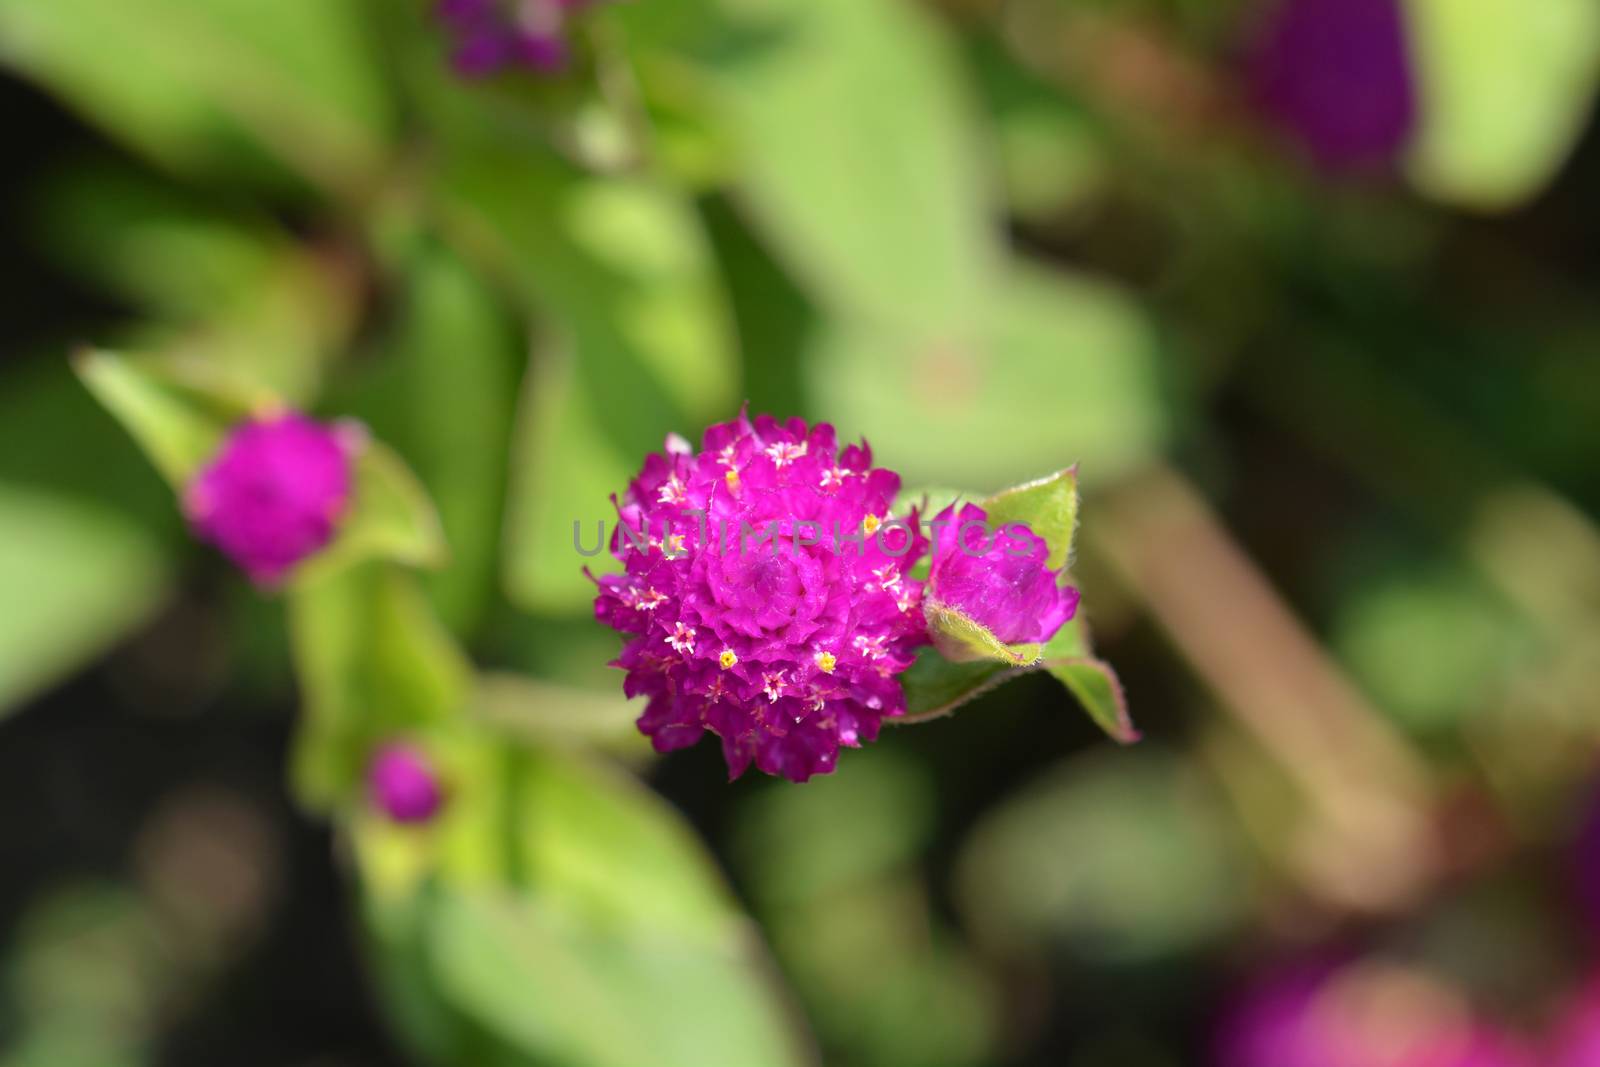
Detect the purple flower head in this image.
<box><xmin>591</xmin><ymin>411</ymin><xmax>931</xmax><ymax>782</ymax></box>
<box><xmin>183</xmin><ymin>411</ymin><xmax>359</xmax><ymax>586</ymax></box>
<box><xmin>1217</xmin><ymin>957</ymin><xmax>1533</xmax><ymax>1067</ymax></box>
<box><xmin>434</xmin><ymin>0</ymin><xmax>586</xmax><ymax>78</ymax></box>
<box><xmin>926</xmin><ymin>502</ymin><xmax>1078</xmax><ymax>646</ymax></box>
<box><xmin>367</xmin><ymin>742</ymin><xmax>446</xmax><ymax>824</ymax></box>
<box><xmin>1246</xmin><ymin>0</ymin><xmax>1419</xmax><ymax>172</ymax></box>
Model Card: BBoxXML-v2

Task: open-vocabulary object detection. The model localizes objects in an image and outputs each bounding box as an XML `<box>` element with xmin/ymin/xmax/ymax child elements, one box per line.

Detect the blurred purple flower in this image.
<box><xmin>184</xmin><ymin>411</ymin><xmax>358</xmax><ymax>586</ymax></box>
<box><xmin>434</xmin><ymin>0</ymin><xmax>591</xmax><ymax>78</ymax></box>
<box><xmin>1551</xmin><ymin>980</ymin><xmax>1600</xmax><ymax>1067</ymax></box>
<box><xmin>1572</xmin><ymin>782</ymin><xmax>1600</xmax><ymax>936</ymax></box>
<box><xmin>367</xmin><ymin>743</ymin><xmax>445</xmax><ymax>824</ymax></box>
<box><xmin>590</xmin><ymin>411</ymin><xmax>931</xmax><ymax>782</ymax></box>
<box><xmin>1246</xmin><ymin>0</ymin><xmax>1419</xmax><ymax>171</ymax></box>
<box><xmin>1217</xmin><ymin>957</ymin><xmax>1533</xmax><ymax>1067</ymax></box>
<box><xmin>926</xmin><ymin>502</ymin><xmax>1078</xmax><ymax>646</ymax></box>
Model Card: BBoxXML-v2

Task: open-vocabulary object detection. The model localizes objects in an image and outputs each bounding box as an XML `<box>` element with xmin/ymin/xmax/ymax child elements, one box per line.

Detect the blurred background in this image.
<box><xmin>2</xmin><ymin>0</ymin><xmax>1599</xmax><ymax>1064</ymax></box>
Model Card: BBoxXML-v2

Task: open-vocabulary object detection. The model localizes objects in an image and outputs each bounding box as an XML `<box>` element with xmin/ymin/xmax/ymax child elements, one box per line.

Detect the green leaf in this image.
<box><xmin>288</xmin><ymin>563</ymin><xmax>469</xmax><ymax>811</ymax></box>
<box><xmin>0</xmin><ymin>0</ymin><xmax>392</xmax><ymax>196</ymax></box>
<box><xmin>808</xmin><ymin>261</ymin><xmax>1167</xmax><ymax>490</ymax></box>
<box><xmin>1405</xmin><ymin>0</ymin><xmax>1600</xmax><ymax>210</ymax></box>
<box><xmin>0</xmin><ymin>485</ymin><xmax>171</xmax><ymax>714</ymax></box>
<box><xmin>896</xmin><ymin>617</ymin><xmax>1136</xmax><ymax>743</ymax></box>
<box><xmin>296</xmin><ymin>442</ymin><xmax>450</xmax><ymax>583</ymax></box>
<box><xmin>896</xmin><ymin>648</ymin><xmax>1008</xmax><ymax>723</ymax></box>
<box><xmin>72</xmin><ymin>350</ymin><xmax>227</xmax><ymax>487</ymax></box>
<box><xmin>1041</xmin><ymin>617</ymin><xmax>1137</xmax><ymax>744</ymax></box>
<box><xmin>347</xmin><ymin>243</ymin><xmax>522</xmax><ymax>635</ymax></box>
<box><xmin>981</xmin><ymin>467</ymin><xmax>1079</xmax><ymax>571</ymax></box>
<box><xmin>349</xmin><ymin>738</ymin><xmax>814</xmax><ymax>1067</ymax></box>
<box><xmin>706</xmin><ymin>0</ymin><xmax>998</xmax><ymax>338</ymax></box>
<box><xmin>922</xmin><ymin>603</ymin><xmax>1042</xmax><ymax>667</ymax></box>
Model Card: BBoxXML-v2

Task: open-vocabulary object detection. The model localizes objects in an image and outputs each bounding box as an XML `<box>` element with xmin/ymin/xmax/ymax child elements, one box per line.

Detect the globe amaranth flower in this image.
<box><xmin>183</xmin><ymin>411</ymin><xmax>359</xmax><ymax>586</ymax></box>
<box><xmin>435</xmin><ymin>0</ymin><xmax>597</xmax><ymax>78</ymax></box>
<box><xmin>1246</xmin><ymin>0</ymin><xmax>1418</xmax><ymax>171</ymax></box>
<box><xmin>591</xmin><ymin>412</ymin><xmax>932</xmax><ymax>782</ymax></box>
<box><xmin>926</xmin><ymin>502</ymin><xmax>1079</xmax><ymax>646</ymax></box>
<box><xmin>367</xmin><ymin>742</ymin><xmax>445</xmax><ymax>824</ymax></box>
<box><xmin>1217</xmin><ymin>957</ymin><xmax>1532</xmax><ymax>1067</ymax></box>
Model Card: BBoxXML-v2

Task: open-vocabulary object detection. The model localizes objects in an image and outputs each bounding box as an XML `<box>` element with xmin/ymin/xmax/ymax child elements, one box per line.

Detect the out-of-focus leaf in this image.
<box><xmin>37</xmin><ymin>164</ymin><xmax>279</xmax><ymax>318</ymax></box>
<box><xmin>287</xmin><ymin>563</ymin><xmax>469</xmax><ymax>810</ymax></box>
<box><xmin>350</xmin><ymin>243</ymin><xmax>522</xmax><ymax>634</ymax></box>
<box><xmin>73</xmin><ymin>350</ymin><xmax>226</xmax><ymax>487</ymax></box>
<box><xmin>0</xmin><ymin>0</ymin><xmax>391</xmax><ymax>196</ymax></box>
<box><xmin>730</xmin><ymin>751</ymin><xmax>995</xmax><ymax>1067</ymax></box>
<box><xmin>475</xmin><ymin>672</ymin><xmax>645</xmax><ymax>752</ymax></box>
<box><xmin>296</xmin><ymin>440</ymin><xmax>451</xmax><ymax>583</ymax></box>
<box><xmin>981</xmin><ymin>466</ymin><xmax>1079</xmax><ymax>570</ymax></box>
<box><xmin>1333</xmin><ymin>561</ymin><xmax>1531</xmax><ymax>734</ymax></box>
<box><xmin>502</xmin><ymin>333</ymin><xmax>639</xmax><ymax>613</ymax></box>
<box><xmin>439</xmin><ymin>142</ymin><xmax>737</xmax><ymax>611</ymax></box>
<box><xmin>809</xmin><ymin>262</ymin><xmax>1167</xmax><ymax>489</ymax></box>
<box><xmin>706</xmin><ymin>0</ymin><xmax>998</xmax><ymax>338</ymax></box>
<box><xmin>350</xmin><ymin>737</ymin><xmax>813</xmax><ymax>1067</ymax></box>
<box><xmin>1405</xmin><ymin>0</ymin><xmax>1600</xmax><ymax>210</ymax></box>
<box><xmin>957</xmin><ymin>749</ymin><xmax>1246</xmax><ymax>963</ymax></box>
<box><xmin>0</xmin><ymin>485</ymin><xmax>170</xmax><ymax>714</ymax></box>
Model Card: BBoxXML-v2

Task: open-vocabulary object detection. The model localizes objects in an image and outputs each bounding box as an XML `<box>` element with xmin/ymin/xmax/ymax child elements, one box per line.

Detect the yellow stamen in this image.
<box><xmin>725</xmin><ymin>468</ymin><xmax>741</xmax><ymax>492</ymax></box>
<box><xmin>815</xmin><ymin>650</ymin><xmax>837</xmax><ymax>674</ymax></box>
<box><xmin>719</xmin><ymin>649</ymin><xmax>738</xmax><ymax>670</ymax></box>
<box><xmin>863</xmin><ymin>514</ymin><xmax>882</xmax><ymax>536</ymax></box>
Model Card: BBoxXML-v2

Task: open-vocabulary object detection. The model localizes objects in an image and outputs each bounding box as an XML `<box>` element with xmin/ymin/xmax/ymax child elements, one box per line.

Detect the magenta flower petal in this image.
<box><xmin>183</xmin><ymin>412</ymin><xmax>356</xmax><ymax>585</ymax></box>
<box><xmin>1246</xmin><ymin>0</ymin><xmax>1419</xmax><ymax>172</ymax></box>
<box><xmin>926</xmin><ymin>502</ymin><xmax>1078</xmax><ymax>646</ymax></box>
<box><xmin>591</xmin><ymin>411</ymin><xmax>931</xmax><ymax>782</ymax></box>
<box><xmin>367</xmin><ymin>743</ymin><xmax>445</xmax><ymax>824</ymax></box>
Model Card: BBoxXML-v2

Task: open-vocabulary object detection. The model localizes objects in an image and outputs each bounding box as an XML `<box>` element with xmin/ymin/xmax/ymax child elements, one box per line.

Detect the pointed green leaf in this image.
<box><xmin>1041</xmin><ymin>617</ymin><xmax>1137</xmax><ymax>744</ymax></box>
<box><xmin>896</xmin><ymin>616</ymin><xmax>1136</xmax><ymax>742</ymax></box>
<box><xmin>981</xmin><ymin>466</ymin><xmax>1079</xmax><ymax>571</ymax></box>
<box><xmin>73</xmin><ymin>349</ymin><xmax>226</xmax><ymax>487</ymax></box>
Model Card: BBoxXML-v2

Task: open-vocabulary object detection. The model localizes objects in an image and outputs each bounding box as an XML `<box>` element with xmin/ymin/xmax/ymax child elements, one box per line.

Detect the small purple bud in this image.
<box><xmin>927</xmin><ymin>503</ymin><xmax>1079</xmax><ymax>646</ymax></box>
<box><xmin>1245</xmin><ymin>0</ymin><xmax>1419</xmax><ymax>172</ymax></box>
<box><xmin>367</xmin><ymin>743</ymin><xmax>445</xmax><ymax>824</ymax></box>
<box><xmin>183</xmin><ymin>411</ymin><xmax>359</xmax><ymax>586</ymax></box>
